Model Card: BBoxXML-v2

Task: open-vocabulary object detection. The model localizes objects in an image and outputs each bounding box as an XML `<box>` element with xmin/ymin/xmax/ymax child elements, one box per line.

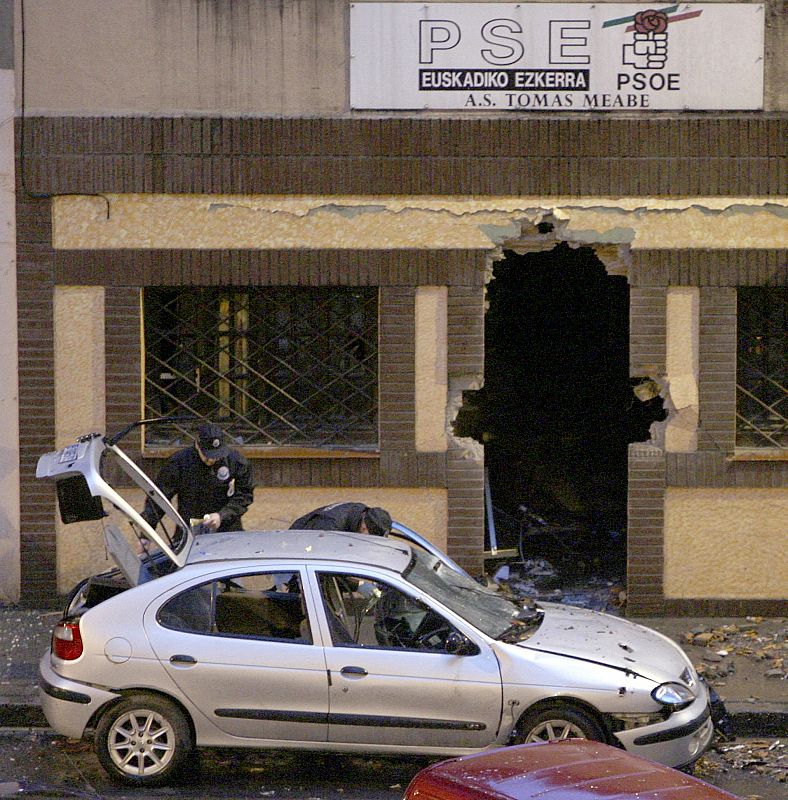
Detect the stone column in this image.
<box><xmin>53</xmin><ymin>287</ymin><xmax>106</xmax><ymax>591</ymax></box>
<box><xmin>415</xmin><ymin>286</ymin><xmax>448</xmax><ymax>453</ymax></box>
<box><xmin>664</xmin><ymin>287</ymin><xmax>700</xmax><ymax>452</ymax></box>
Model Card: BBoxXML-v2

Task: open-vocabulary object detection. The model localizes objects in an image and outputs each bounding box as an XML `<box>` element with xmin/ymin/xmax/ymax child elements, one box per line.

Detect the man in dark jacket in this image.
<box><xmin>290</xmin><ymin>502</ymin><xmax>392</xmax><ymax>537</ymax></box>
<box><xmin>141</xmin><ymin>422</ymin><xmax>254</xmax><ymax>533</ymax></box>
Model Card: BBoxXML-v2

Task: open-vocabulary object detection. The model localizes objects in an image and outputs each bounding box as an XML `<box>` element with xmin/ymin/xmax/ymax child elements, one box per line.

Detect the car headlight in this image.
<box><xmin>652</xmin><ymin>682</ymin><xmax>696</xmax><ymax>711</ymax></box>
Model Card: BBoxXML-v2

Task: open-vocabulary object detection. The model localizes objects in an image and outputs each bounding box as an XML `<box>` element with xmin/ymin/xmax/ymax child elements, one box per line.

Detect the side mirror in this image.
<box><xmin>444</xmin><ymin>631</ymin><xmax>478</xmax><ymax>656</ymax></box>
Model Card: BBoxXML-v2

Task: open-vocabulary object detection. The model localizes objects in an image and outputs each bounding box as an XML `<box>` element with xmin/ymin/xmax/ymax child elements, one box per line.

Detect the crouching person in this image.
<box><xmin>290</xmin><ymin>502</ymin><xmax>392</xmax><ymax>537</ymax></box>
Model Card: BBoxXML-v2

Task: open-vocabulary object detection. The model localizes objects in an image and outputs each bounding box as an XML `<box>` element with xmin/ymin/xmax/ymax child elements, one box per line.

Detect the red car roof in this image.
<box><xmin>404</xmin><ymin>740</ymin><xmax>737</xmax><ymax>800</ymax></box>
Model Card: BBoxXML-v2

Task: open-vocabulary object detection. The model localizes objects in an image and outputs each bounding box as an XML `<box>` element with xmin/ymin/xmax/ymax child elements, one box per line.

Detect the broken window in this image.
<box><xmin>317</xmin><ymin>572</ymin><xmax>460</xmax><ymax>651</ymax></box>
<box><xmin>157</xmin><ymin>571</ymin><xmax>311</xmax><ymax>642</ymax></box>
<box><xmin>143</xmin><ymin>287</ymin><xmax>379</xmax><ymax>452</ymax></box>
<box><xmin>736</xmin><ymin>287</ymin><xmax>787</xmax><ymax>449</ymax></box>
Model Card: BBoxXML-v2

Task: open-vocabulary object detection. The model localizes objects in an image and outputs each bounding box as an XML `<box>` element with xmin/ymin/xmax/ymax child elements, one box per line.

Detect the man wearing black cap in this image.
<box><xmin>141</xmin><ymin>422</ymin><xmax>255</xmax><ymax>534</ymax></box>
<box><xmin>290</xmin><ymin>502</ymin><xmax>392</xmax><ymax>537</ymax></box>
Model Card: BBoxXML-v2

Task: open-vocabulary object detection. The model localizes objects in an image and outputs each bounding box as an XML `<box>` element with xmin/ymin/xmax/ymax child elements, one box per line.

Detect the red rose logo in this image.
<box><xmin>634</xmin><ymin>10</ymin><xmax>669</xmax><ymax>34</ymax></box>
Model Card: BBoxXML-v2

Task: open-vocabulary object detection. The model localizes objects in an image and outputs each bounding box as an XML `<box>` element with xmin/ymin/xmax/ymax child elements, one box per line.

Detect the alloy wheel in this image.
<box><xmin>106</xmin><ymin>708</ymin><xmax>176</xmax><ymax>777</ymax></box>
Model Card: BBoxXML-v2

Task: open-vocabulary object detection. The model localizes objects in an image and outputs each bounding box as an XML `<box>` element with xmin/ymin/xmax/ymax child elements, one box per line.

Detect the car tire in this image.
<box><xmin>95</xmin><ymin>693</ymin><xmax>194</xmax><ymax>786</ymax></box>
<box><xmin>513</xmin><ymin>704</ymin><xmax>607</xmax><ymax>745</ymax></box>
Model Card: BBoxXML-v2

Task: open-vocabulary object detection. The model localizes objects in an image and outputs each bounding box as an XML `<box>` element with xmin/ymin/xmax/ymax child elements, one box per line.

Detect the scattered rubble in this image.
<box><xmin>697</xmin><ymin>738</ymin><xmax>787</xmax><ymax>784</ymax></box>
<box><xmin>489</xmin><ymin>561</ymin><xmax>627</xmax><ymax>615</ymax></box>
<box><xmin>683</xmin><ymin>618</ymin><xmax>787</xmax><ymax>685</ymax></box>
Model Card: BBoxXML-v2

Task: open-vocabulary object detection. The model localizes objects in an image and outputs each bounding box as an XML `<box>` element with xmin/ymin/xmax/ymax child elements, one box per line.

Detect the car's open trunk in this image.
<box><xmin>36</xmin><ymin>431</ymin><xmax>194</xmax><ymax>614</ymax></box>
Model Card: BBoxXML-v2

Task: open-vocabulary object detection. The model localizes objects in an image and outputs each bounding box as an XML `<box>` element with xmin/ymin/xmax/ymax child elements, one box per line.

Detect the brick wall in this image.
<box><xmin>698</xmin><ymin>288</ymin><xmax>737</xmax><ymax>453</ymax></box>
<box><xmin>627</xmin><ymin>254</ymin><xmax>787</xmax><ymax>616</ymax></box>
<box><xmin>15</xmin><ymin>115</ymin><xmax>786</xmax><ymax>605</ymax></box>
<box><xmin>20</xmin><ymin>117</ymin><xmax>787</xmax><ymax>197</ymax></box>
<box><xmin>39</xmin><ymin>249</ymin><xmax>489</xmax><ymax>589</ymax></box>
<box><xmin>15</xmin><ymin>194</ymin><xmax>56</xmax><ymax>607</ymax></box>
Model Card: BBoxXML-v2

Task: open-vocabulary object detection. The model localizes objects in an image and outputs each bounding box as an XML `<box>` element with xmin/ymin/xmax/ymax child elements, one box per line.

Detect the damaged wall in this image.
<box><xmin>10</xmin><ymin>4</ymin><xmax>785</xmax><ymax>611</ymax></box>
<box><xmin>49</xmin><ymin>194</ymin><xmax>787</xmax><ymax>600</ymax></box>
<box><xmin>661</xmin><ymin>287</ymin><xmax>700</xmax><ymax>452</ymax></box>
<box><xmin>52</xmin><ymin>195</ymin><xmax>788</xmax><ymax>252</ymax></box>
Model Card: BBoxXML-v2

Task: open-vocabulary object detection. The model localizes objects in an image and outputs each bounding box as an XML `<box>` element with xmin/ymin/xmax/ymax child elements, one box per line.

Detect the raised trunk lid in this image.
<box><xmin>36</xmin><ymin>433</ymin><xmax>193</xmax><ymax>579</ymax></box>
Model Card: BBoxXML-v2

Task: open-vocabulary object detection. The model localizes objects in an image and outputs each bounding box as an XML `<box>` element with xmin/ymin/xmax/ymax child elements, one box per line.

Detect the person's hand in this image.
<box><xmin>202</xmin><ymin>513</ymin><xmax>221</xmax><ymax>531</ymax></box>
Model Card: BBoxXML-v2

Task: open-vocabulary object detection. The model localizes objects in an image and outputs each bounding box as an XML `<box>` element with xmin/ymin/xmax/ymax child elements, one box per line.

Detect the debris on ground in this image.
<box><xmin>488</xmin><ymin>561</ymin><xmax>626</xmax><ymax>615</ymax></box>
<box><xmin>683</xmin><ymin>618</ymin><xmax>787</xmax><ymax>684</ymax></box>
<box><xmin>696</xmin><ymin>738</ymin><xmax>787</xmax><ymax>784</ymax></box>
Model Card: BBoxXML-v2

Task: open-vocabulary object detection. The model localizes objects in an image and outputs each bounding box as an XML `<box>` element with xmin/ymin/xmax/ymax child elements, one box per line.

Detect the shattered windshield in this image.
<box><xmin>405</xmin><ymin>550</ymin><xmax>542</xmax><ymax>640</ymax></box>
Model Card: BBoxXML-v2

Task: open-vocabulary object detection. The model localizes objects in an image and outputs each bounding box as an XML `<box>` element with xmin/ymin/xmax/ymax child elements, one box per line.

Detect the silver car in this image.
<box><xmin>37</xmin><ymin>432</ymin><xmax>716</xmax><ymax>786</ymax></box>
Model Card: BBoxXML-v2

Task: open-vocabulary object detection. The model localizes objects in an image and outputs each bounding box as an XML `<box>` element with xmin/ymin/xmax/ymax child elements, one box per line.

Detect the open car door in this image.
<box><xmin>36</xmin><ymin>433</ymin><xmax>194</xmax><ymax>580</ymax></box>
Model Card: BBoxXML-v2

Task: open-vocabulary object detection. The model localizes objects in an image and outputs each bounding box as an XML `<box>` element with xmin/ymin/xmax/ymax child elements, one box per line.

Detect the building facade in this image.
<box><xmin>1</xmin><ymin>0</ymin><xmax>785</xmax><ymax>612</ymax></box>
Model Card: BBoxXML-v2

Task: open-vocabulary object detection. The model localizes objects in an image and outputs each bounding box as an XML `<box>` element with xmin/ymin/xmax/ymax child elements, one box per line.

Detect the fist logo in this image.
<box><xmin>634</xmin><ymin>10</ymin><xmax>669</xmax><ymax>34</ymax></box>
<box><xmin>623</xmin><ymin>10</ymin><xmax>669</xmax><ymax>70</ymax></box>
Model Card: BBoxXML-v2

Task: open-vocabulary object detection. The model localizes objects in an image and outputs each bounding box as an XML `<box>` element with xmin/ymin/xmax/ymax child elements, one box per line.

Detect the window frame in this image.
<box><xmin>734</xmin><ymin>286</ymin><xmax>787</xmax><ymax>455</ymax></box>
<box><xmin>141</xmin><ymin>285</ymin><xmax>381</xmax><ymax>458</ymax></box>
<box><xmin>315</xmin><ymin>568</ymin><xmax>465</xmax><ymax>653</ymax></box>
<box><xmin>156</xmin><ymin>569</ymin><xmax>313</xmax><ymax>645</ymax></box>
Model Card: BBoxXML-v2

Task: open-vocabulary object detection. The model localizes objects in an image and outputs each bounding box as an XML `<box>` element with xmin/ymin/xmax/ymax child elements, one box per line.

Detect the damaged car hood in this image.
<box><xmin>518</xmin><ymin>602</ymin><xmax>690</xmax><ymax>681</ymax></box>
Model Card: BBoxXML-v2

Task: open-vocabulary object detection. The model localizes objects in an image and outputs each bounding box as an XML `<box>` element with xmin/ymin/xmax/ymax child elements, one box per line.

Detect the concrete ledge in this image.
<box><xmin>728</xmin><ymin>704</ymin><xmax>788</xmax><ymax>737</ymax></box>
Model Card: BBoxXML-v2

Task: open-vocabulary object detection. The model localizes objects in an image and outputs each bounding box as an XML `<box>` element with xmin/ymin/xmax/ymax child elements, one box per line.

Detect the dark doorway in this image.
<box><xmin>454</xmin><ymin>244</ymin><xmax>663</xmax><ymax>585</ymax></box>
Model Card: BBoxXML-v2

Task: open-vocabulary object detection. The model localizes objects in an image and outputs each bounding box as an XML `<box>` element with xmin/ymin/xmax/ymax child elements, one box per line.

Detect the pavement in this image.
<box><xmin>0</xmin><ymin>604</ymin><xmax>785</xmax><ymax>736</ymax></box>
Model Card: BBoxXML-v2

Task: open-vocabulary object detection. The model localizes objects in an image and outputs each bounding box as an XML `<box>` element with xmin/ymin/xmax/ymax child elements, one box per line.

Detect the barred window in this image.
<box><xmin>143</xmin><ymin>287</ymin><xmax>379</xmax><ymax>453</ymax></box>
<box><xmin>736</xmin><ymin>287</ymin><xmax>787</xmax><ymax>449</ymax></box>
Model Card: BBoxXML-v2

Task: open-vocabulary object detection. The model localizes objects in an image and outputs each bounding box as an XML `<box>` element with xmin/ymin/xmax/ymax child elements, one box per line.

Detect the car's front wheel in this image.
<box><xmin>513</xmin><ymin>704</ymin><xmax>606</xmax><ymax>745</ymax></box>
<box><xmin>95</xmin><ymin>693</ymin><xmax>194</xmax><ymax>786</ymax></box>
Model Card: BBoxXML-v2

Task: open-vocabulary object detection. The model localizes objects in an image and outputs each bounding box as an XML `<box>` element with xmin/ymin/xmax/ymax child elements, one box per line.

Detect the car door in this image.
<box><xmin>309</xmin><ymin>566</ymin><xmax>503</xmax><ymax>750</ymax></box>
<box><xmin>144</xmin><ymin>566</ymin><xmax>330</xmax><ymax>743</ymax></box>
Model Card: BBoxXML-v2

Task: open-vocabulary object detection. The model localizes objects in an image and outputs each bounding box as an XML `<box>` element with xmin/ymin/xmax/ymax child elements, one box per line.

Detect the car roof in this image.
<box><xmin>185</xmin><ymin>529</ymin><xmax>414</xmax><ymax>573</ymax></box>
<box><xmin>405</xmin><ymin>740</ymin><xmax>738</xmax><ymax>800</ymax></box>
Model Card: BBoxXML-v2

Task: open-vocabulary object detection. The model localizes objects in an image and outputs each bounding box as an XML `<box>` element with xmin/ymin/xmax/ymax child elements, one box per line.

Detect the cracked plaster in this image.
<box><xmin>53</xmin><ymin>195</ymin><xmax>788</xmax><ymax>251</ymax></box>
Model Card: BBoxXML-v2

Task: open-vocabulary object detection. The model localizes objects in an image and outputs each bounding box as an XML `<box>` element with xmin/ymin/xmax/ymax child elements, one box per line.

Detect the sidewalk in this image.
<box><xmin>1</xmin><ymin>605</ymin><xmax>785</xmax><ymax>735</ymax></box>
<box><xmin>635</xmin><ymin>616</ymin><xmax>787</xmax><ymax>736</ymax></box>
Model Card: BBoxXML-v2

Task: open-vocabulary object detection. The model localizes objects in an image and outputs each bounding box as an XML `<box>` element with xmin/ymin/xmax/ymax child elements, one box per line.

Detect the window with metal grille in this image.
<box><xmin>143</xmin><ymin>287</ymin><xmax>379</xmax><ymax>453</ymax></box>
<box><xmin>736</xmin><ymin>287</ymin><xmax>787</xmax><ymax>449</ymax></box>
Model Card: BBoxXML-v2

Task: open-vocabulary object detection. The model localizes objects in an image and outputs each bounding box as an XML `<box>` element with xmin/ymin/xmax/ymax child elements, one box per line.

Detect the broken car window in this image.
<box><xmin>405</xmin><ymin>550</ymin><xmax>542</xmax><ymax>641</ymax></box>
<box><xmin>158</xmin><ymin>571</ymin><xmax>311</xmax><ymax>643</ymax></box>
<box><xmin>317</xmin><ymin>572</ymin><xmax>458</xmax><ymax>652</ymax></box>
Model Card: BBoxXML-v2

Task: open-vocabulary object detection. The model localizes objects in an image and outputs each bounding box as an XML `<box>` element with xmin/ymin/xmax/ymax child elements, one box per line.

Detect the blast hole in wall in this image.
<box><xmin>454</xmin><ymin>244</ymin><xmax>665</xmax><ymax>581</ymax></box>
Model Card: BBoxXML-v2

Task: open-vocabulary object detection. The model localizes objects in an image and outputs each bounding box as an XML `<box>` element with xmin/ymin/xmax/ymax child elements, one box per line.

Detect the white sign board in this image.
<box><xmin>350</xmin><ymin>3</ymin><xmax>764</xmax><ymax>111</ymax></box>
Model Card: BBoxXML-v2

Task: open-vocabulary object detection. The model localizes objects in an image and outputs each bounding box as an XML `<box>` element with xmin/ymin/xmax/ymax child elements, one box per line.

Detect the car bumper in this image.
<box><xmin>612</xmin><ymin>694</ymin><xmax>715</xmax><ymax>769</ymax></box>
<box><xmin>38</xmin><ymin>650</ymin><xmax>120</xmax><ymax>740</ymax></box>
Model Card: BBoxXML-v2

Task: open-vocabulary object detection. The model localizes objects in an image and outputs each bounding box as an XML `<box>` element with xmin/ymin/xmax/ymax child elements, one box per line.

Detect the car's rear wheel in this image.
<box><xmin>513</xmin><ymin>705</ymin><xmax>606</xmax><ymax>744</ymax></box>
<box><xmin>95</xmin><ymin>693</ymin><xmax>193</xmax><ymax>786</ymax></box>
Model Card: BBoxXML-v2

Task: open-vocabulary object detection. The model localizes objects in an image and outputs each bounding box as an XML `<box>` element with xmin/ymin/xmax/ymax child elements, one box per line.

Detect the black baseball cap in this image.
<box><xmin>363</xmin><ymin>507</ymin><xmax>392</xmax><ymax>537</ymax></box>
<box><xmin>196</xmin><ymin>422</ymin><xmax>229</xmax><ymax>459</ymax></box>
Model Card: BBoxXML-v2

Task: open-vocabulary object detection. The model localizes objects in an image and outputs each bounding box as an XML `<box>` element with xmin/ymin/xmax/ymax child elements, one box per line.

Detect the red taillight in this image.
<box><xmin>52</xmin><ymin>621</ymin><xmax>83</xmax><ymax>660</ymax></box>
